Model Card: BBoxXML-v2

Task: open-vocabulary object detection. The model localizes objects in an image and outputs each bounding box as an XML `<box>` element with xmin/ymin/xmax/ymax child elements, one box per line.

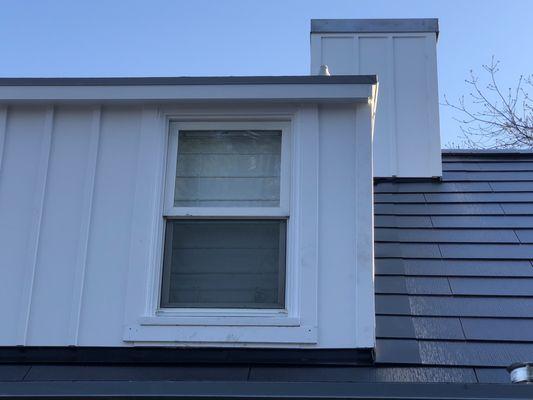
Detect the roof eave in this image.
<box><xmin>0</xmin><ymin>75</ymin><xmax>377</xmax><ymax>104</ymax></box>
<box><xmin>0</xmin><ymin>381</ymin><xmax>527</xmax><ymax>400</ymax></box>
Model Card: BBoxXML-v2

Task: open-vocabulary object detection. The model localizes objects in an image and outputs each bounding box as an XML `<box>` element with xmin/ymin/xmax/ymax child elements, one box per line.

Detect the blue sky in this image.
<box><xmin>1</xmin><ymin>0</ymin><xmax>531</xmax><ymax>146</ymax></box>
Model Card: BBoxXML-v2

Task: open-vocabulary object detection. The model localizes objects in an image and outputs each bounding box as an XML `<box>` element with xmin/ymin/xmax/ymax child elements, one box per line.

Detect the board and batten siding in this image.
<box><xmin>311</xmin><ymin>30</ymin><xmax>442</xmax><ymax>178</ymax></box>
<box><xmin>0</xmin><ymin>105</ymin><xmax>141</xmax><ymax>346</ymax></box>
<box><xmin>0</xmin><ymin>102</ymin><xmax>374</xmax><ymax>348</ymax></box>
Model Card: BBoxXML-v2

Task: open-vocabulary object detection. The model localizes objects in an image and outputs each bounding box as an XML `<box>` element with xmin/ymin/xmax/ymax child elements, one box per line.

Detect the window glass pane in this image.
<box><xmin>161</xmin><ymin>219</ymin><xmax>286</xmax><ymax>309</ymax></box>
<box><xmin>174</xmin><ymin>130</ymin><xmax>282</xmax><ymax>207</ymax></box>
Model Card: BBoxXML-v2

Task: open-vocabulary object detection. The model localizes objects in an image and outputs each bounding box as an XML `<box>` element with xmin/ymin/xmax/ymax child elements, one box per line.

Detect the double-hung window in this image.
<box><xmin>161</xmin><ymin>121</ymin><xmax>291</xmax><ymax>312</ymax></box>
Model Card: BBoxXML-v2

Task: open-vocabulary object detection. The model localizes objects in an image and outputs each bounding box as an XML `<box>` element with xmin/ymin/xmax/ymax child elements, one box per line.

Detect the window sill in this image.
<box><xmin>138</xmin><ymin>315</ymin><xmax>301</xmax><ymax>327</ymax></box>
<box><xmin>123</xmin><ymin>324</ymin><xmax>317</xmax><ymax>344</ymax></box>
<box><xmin>123</xmin><ymin>311</ymin><xmax>316</xmax><ymax>345</ymax></box>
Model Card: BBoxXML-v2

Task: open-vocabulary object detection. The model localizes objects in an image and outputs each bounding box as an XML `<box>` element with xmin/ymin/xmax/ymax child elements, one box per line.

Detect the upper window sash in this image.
<box><xmin>164</xmin><ymin>121</ymin><xmax>291</xmax><ymax>217</ymax></box>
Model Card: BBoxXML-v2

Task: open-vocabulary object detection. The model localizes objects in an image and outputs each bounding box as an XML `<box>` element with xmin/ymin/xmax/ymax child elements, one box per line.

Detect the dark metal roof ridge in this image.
<box><xmin>442</xmin><ymin>149</ymin><xmax>533</xmax><ymax>155</ymax></box>
<box><xmin>0</xmin><ymin>75</ymin><xmax>377</xmax><ymax>86</ymax></box>
<box><xmin>374</xmin><ymin>177</ymin><xmax>441</xmax><ymax>183</ymax></box>
<box><xmin>311</xmin><ymin>18</ymin><xmax>439</xmax><ymax>35</ymax></box>
<box><xmin>0</xmin><ymin>381</ymin><xmax>531</xmax><ymax>399</ymax></box>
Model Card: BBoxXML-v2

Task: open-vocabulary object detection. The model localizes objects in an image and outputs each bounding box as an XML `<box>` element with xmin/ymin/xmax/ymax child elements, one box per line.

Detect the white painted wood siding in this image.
<box><xmin>0</xmin><ymin>102</ymin><xmax>374</xmax><ymax>348</ymax></box>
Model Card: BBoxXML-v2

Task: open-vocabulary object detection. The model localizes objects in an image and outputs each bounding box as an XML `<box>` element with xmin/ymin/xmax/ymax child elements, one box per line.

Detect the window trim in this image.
<box><xmin>158</xmin><ymin>120</ymin><xmax>292</xmax><ymax>317</ymax></box>
<box><xmin>123</xmin><ymin>108</ymin><xmax>319</xmax><ymax>344</ymax></box>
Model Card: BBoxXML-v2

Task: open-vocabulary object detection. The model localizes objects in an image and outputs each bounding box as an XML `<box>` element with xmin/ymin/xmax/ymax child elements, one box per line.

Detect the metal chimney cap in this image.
<box><xmin>508</xmin><ymin>363</ymin><xmax>533</xmax><ymax>383</ymax></box>
<box><xmin>318</xmin><ymin>65</ymin><xmax>331</xmax><ymax>76</ymax></box>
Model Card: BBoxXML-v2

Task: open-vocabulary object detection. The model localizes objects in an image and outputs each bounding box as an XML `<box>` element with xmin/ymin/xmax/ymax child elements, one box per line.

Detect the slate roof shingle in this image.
<box><xmin>374</xmin><ymin>150</ymin><xmax>533</xmax><ymax>383</ymax></box>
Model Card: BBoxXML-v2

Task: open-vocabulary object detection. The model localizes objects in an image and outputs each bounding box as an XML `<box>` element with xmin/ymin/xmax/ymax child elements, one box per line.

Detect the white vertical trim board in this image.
<box><xmin>122</xmin><ymin>106</ymin><xmax>167</xmax><ymax>333</ymax></box>
<box><xmin>292</xmin><ymin>105</ymin><xmax>320</xmax><ymax>330</ymax></box>
<box><xmin>354</xmin><ymin>102</ymin><xmax>375</xmax><ymax>347</ymax></box>
<box><xmin>425</xmin><ymin>33</ymin><xmax>442</xmax><ymax>177</ymax></box>
<box><xmin>67</xmin><ymin>106</ymin><xmax>101</xmax><ymax>345</ymax></box>
<box><xmin>17</xmin><ymin>106</ymin><xmax>54</xmax><ymax>345</ymax></box>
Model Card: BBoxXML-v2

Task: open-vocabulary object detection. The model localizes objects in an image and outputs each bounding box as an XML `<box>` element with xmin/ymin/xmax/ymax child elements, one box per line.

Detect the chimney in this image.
<box><xmin>311</xmin><ymin>19</ymin><xmax>442</xmax><ymax>178</ymax></box>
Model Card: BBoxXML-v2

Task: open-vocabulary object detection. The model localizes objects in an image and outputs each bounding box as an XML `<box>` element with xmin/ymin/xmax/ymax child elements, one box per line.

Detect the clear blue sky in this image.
<box><xmin>1</xmin><ymin>0</ymin><xmax>531</xmax><ymax>146</ymax></box>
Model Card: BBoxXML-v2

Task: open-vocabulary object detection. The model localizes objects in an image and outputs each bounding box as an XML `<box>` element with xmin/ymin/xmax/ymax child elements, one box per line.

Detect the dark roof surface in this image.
<box><xmin>1</xmin><ymin>151</ymin><xmax>533</xmax><ymax>398</ymax></box>
<box><xmin>374</xmin><ymin>151</ymin><xmax>533</xmax><ymax>384</ymax></box>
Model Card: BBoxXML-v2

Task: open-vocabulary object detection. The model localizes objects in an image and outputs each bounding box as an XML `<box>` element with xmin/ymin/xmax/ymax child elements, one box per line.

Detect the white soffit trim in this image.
<box><xmin>0</xmin><ymin>76</ymin><xmax>377</xmax><ymax>103</ymax></box>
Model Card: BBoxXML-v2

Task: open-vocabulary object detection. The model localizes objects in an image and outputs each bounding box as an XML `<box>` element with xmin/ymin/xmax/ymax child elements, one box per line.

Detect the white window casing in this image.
<box><xmin>123</xmin><ymin>108</ymin><xmax>320</xmax><ymax>345</ymax></box>
<box><xmin>160</xmin><ymin>123</ymin><xmax>289</xmax><ymax>310</ymax></box>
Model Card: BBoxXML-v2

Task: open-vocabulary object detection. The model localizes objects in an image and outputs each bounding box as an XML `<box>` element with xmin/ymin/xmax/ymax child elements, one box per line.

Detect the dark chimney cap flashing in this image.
<box><xmin>311</xmin><ymin>18</ymin><xmax>439</xmax><ymax>36</ymax></box>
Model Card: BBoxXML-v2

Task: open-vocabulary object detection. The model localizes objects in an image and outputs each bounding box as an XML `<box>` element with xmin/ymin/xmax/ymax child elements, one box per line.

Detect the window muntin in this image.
<box><xmin>161</xmin><ymin>122</ymin><xmax>290</xmax><ymax>311</ymax></box>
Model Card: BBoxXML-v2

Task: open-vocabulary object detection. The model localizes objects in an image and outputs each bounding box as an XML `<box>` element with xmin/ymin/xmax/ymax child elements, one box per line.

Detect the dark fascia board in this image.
<box><xmin>0</xmin><ymin>75</ymin><xmax>377</xmax><ymax>86</ymax></box>
<box><xmin>442</xmin><ymin>149</ymin><xmax>533</xmax><ymax>156</ymax></box>
<box><xmin>0</xmin><ymin>381</ymin><xmax>531</xmax><ymax>400</ymax></box>
<box><xmin>0</xmin><ymin>346</ymin><xmax>373</xmax><ymax>365</ymax></box>
<box><xmin>311</xmin><ymin>18</ymin><xmax>439</xmax><ymax>36</ymax></box>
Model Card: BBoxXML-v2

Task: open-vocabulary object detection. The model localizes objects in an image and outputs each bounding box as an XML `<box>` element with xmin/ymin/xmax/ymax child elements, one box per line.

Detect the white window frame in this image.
<box><xmin>123</xmin><ymin>108</ymin><xmax>319</xmax><ymax>345</ymax></box>
<box><xmin>163</xmin><ymin>121</ymin><xmax>291</xmax><ymax>218</ymax></box>
<box><xmin>160</xmin><ymin>121</ymin><xmax>291</xmax><ymax>315</ymax></box>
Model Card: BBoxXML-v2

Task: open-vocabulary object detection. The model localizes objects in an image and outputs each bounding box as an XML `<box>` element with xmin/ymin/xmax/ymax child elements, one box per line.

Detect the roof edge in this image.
<box><xmin>0</xmin><ymin>381</ymin><xmax>529</xmax><ymax>400</ymax></box>
<box><xmin>0</xmin><ymin>346</ymin><xmax>373</xmax><ymax>366</ymax></box>
<box><xmin>0</xmin><ymin>75</ymin><xmax>377</xmax><ymax>87</ymax></box>
<box><xmin>442</xmin><ymin>149</ymin><xmax>533</xmax><ymax>155</ymax></box>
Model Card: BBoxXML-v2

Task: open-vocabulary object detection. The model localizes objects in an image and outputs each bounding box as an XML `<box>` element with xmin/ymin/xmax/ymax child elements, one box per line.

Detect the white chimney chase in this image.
<box><xmin>311</xmin><ymin>19</ymin><xmax>442</xmax><ymax>178</ymax></box>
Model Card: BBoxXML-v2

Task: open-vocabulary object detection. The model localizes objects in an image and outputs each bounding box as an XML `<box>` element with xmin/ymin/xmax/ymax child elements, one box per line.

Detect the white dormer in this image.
<box><xmin>0</xmin><ymin>76</ymin><xmax>377</xmax><ymax>349</ymax></box>
<box><xmin>311</xmin><ymin>19</ymin><xmax>442</xmax><ymax>178</ymax></box>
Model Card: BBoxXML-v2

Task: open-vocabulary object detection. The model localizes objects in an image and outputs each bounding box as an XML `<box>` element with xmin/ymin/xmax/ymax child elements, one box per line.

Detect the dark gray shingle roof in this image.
<box><xmin>374</xmin><ymin>151</ymin><xmax>533</xmax><ymax>384</ymax></box>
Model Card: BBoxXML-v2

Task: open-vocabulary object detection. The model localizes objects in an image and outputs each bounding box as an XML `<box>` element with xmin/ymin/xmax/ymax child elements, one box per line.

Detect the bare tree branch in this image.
<box><xmin>444</xmin><ymin>57</ymin><xmax>533</xmax><ymax>149</ymax></box>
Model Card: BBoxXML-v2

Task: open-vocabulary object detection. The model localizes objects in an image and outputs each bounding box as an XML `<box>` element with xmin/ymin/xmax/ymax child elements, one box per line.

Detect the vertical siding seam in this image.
<box><xmin>310</xmin><ymin>106</ymin><xmax>320</xmax><ymax>331</ymax></box>
<box><xmin>0</xmin><ymin>106</ymin><xmax>8</xmax><ymax>175</ymax></box>
<box><xmin>68</xmin><ymin>106</ymin><xmax>101</xmax><ymax>345</ymax></box>
<box><xmin>17</xmin><ymin>105</ymin><xmax>54</xmax><ymax>345</ymax></box>
<box><xmin>388</xmin><ymin>36</ymin><xmax>399</xmax><ymax>177</ymax></box>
